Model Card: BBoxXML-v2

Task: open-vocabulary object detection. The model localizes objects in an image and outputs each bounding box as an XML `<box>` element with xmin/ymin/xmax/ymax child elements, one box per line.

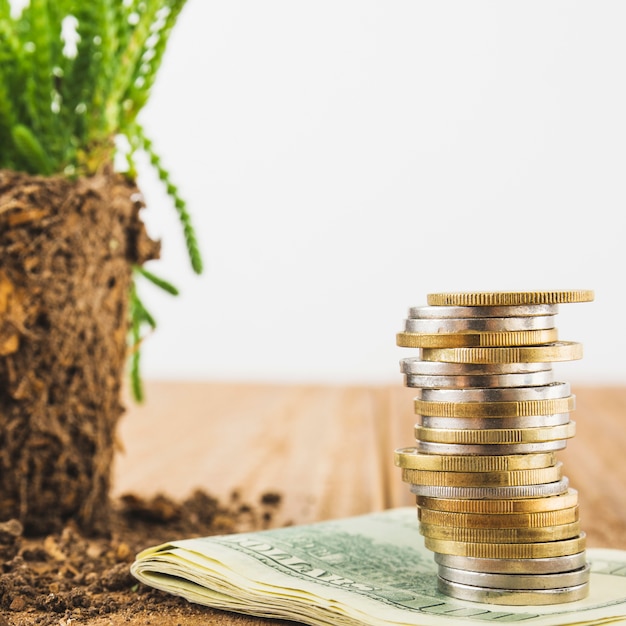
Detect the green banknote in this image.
<box><xmin>131</xmin><ymin>507</ymin><xmax>626</xmax><ymax>626</ymax></box>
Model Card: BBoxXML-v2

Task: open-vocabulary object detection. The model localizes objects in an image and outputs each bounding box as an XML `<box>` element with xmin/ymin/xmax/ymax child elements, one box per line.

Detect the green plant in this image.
<box><xmin>0</xmin><ymin>0</ymin><xmax>202</xmax><ymax>401</ymax></box>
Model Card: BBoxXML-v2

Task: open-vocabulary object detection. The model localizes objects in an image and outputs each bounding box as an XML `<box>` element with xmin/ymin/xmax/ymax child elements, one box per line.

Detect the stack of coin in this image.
<box><xmin>394</xmin><ymin>290</ymin><xmax>594</xmax><ymax>605</ymax></box>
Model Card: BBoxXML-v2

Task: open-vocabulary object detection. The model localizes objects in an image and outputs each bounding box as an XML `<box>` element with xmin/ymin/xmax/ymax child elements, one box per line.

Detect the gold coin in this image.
<box><xmin>416</xmin><ymin>488</ymin><xmax>579</xmax><ymax>513</ymax></box>
<box><xmin>394</xmin><ymin>448</ymin><xmax>556</xmax><ymax>472</ymax></box>
<box><xmin>415</xmin><ymin>422</ymin><xmax>576</xmax><ymax>444</ymax></box>
<box><xmin>426</xmin><ymin>290</ymin><xmax>595</xmax><ymax>307</ymax></box>
<box><xmin>424</xmin><ymin>533</ymin><xmax>586</xmax><ymax>559</ymax></box>
<box><xmin>420</xmin><ymin>521</ymin><xmax>581</xmax><ymax>544</ymax></box>
<box><xmin>396</xmin><ymin>328</ymin><xmax>558</xmax><ymax>349</ymax></box>
<box><xmin>413</xmin><ymin>396</ymin><xmax>575</xmax><ymax>417</ymax></box>
<box><xmin>418</xmin><ymin>506</ymin><xmax>579</xmax><ymax>529</ymax></box>
<box><xmin>421</xmin><ymin>342</ymin><xmax>583</xmax><ymax>364</ymax></box>
<box><xmin>402</xmin><ymin>463</ymin><xmax>562</xmax><ymax>488</ymax></box>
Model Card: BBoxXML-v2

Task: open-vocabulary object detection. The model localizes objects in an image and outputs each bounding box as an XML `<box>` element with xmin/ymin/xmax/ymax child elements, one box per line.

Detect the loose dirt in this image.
<box><xmin>1</xmin><ymin>490</ymin><xmax>289</xmax><ymax>626</ymax></box>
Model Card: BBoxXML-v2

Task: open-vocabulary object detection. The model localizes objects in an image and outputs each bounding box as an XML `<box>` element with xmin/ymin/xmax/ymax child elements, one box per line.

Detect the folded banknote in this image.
<box><xmin>131</xmin><ymin>507</ymin><xmax>626</xmax><ymax>626</ymax></box>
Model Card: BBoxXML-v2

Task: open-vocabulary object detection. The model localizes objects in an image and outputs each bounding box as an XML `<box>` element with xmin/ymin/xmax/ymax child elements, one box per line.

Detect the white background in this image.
<box><xmin>135</xmin><ymin>1</ymin><xmax>625</xmax><ymax>386</ymax></box>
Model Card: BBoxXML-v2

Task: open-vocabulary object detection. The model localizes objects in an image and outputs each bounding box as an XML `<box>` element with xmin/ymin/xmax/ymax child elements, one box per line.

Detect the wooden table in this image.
<box><xmin>107</xmin><ymin>382</ymin><xmax>626</xmax><ymax>625</ymax></box>
<box><xmin>114</xmin><ymin>382</ymin><xmax>626</xmax><ymax>550</ymax></box>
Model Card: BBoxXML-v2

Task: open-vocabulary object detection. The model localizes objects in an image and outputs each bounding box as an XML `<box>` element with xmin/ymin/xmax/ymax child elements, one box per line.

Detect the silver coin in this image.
<box><xmin>415</xmin><ymin>440</ymin><xmax>568</xmax><ymax>455</ymax></box>
<box><xmin>404</xmin><ymin>370</ymin><xmax>556</xmax><ymax>389</ymax></box>
<box><xmin>404</xmin><ymin>315</ymin><xmax>556</xmax><ymax>333</ymax></box>
<box><xmin>409</xmin><ymin>477</ymin><xmax>570</xmax><ymax>499</ymax></box>
<box><xmin>413</xmin><ymin>382</ymin><xmax>571</xmax><ymax>402</ymax></box>
<box><xmin>434</xmin><ymin>551</ymin><xmax>588</xmax><ymax>575</ymax></box>
<box><xmin>408</xmin><ymin>304</ymin><xmax>559</xmax><ymax>319</ymax></box>
<box><xmin>437</xmin><ymin>563</ymin><xmax>591</xmax><ymax>590</ymax></box>
<box><xmin>418</xmin><ymin>413</ymin><xmax>571</xmax><ymax>430</ymax></box>
<box><xmin>400</xmin><ymin>357</ymin><xmax>552</xmax><ymax>376</ymax></box>
<box><xmin>437</xmin><ymin>577</ymin><xmax>589</xmax><ymax>605</ymax></box>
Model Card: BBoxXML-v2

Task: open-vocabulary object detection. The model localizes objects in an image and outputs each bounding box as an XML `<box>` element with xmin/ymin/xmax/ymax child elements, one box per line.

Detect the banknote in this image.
<box><xmin>131</xmin><ymin>507</ymin><xmax>626</xmax><ymax>626</ymax></box>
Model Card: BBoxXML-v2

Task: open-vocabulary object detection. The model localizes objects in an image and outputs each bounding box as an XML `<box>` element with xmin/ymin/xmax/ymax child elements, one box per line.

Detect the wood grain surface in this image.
<box><xmin>114</xmin><ymin>382</ymin><xmax>626</xmax><ymax>549</ymax></box>
<box><xmin>106</xmin><ymin>381</ymin><xmax>626</xmax><ymax>625</ymax></box>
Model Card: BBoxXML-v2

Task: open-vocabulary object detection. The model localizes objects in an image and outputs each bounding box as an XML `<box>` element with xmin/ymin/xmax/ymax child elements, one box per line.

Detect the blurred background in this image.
<box><xmin>133</xmin><ymin>0</ymin><xmax>625</xmax><ymax>387</ymax></box>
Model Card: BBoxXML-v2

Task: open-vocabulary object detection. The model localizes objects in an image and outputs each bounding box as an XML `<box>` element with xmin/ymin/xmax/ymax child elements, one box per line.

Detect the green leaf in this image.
<box><xmin>0</xmin><ymin>41</ymin><xmax>19</xmax><ymax>167</ymax></box>
<box><xmin>86</xmin><ymin>0</ymin><xmax>118</xmax><ymax>142</ymax></box>
<box><xmin>135</xmin><ymin>265</ymin><xmax>180</xmax><ymax>296</ymax></box>
<box><xmin>123</xmin><ymin>0</ymin><xmax>188</xmax><ymax>117</ymax></box>
<box><xmin>128</xmin><ymin>281</ymin><xmax>154</xmax><ymax>403</ymax></box>
<box><xmin>129</xmin><ymin>335</ymin><xmax>144</xmax><ymax>403</ymax></box>
<box><xmin>137</xmin><ymin>300</ymin><xmax>157</xmax><ymax>329</ymax></box>
<box><xmin>133</xmin><ymin>124</ymin><xmax>204</xmax><ymax>274</ymax></box>
<box><xmin>0</xmin><ymin>11</ymin><xmax>27</xmax><ymax>155</ymax></box>
<box><xmin>11</xmin><ymin>123</ymin><xmax>53</xmax><ymax>174</ymax></box>
<box><xmin>103</xmin><ymin>0</ymin><xmax>161</xmax><ymax>135</ymax></box>
<box><xmin>61</xmin><ymin>3</ymin><xmax>106</xmax><ymax>150</ymax></box>
<box><xmin>23</xmin><ymin>0</ymin><xmax>59</xmax><ymax>154</ymax></box>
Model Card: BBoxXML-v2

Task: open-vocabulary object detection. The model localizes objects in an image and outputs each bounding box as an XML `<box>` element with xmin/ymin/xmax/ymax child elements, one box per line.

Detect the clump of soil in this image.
<box><xmin>0</xmin><ymin>168</ymin><xmax>160</xmax><ymax>536</ymax></box>
<box><xmin>0</xmin><ymin>489</ymin><xmax>283</xmax><ymax>626</ymax></box>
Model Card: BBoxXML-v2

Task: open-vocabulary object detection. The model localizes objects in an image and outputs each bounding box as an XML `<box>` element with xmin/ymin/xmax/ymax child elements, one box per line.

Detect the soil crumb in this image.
<box><xmin>0</xmin><ymin>489</ymin><xmax>284</xmax><ymax>625</ymax></box>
